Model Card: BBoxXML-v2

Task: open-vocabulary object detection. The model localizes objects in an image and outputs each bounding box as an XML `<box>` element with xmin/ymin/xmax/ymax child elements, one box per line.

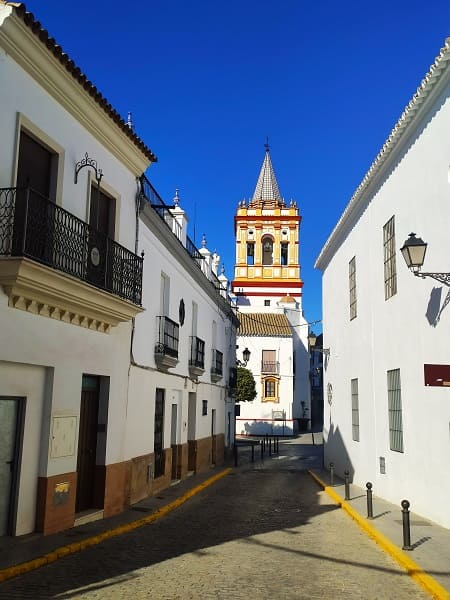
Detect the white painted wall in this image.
<box><xmin>318</xmin><ymin>73</ymin><xmax>450</xmax><ymax>527</ymax></box>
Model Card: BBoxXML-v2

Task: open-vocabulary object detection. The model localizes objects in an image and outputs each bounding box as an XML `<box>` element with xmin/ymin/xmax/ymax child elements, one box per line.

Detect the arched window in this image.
<box><xmin>262</xmin><ymin>236</ymin><xmax>273</xmax><ymax>265</ymax></box>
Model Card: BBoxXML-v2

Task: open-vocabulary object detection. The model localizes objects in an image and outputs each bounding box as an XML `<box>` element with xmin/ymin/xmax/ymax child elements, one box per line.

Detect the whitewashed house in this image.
<box><xmin>315</xmin><ymin>38</ymin><xmax>450</xmax><ymax>528</ymax></box>
<box><xmin>232</xmin><ymin>148</ymin><xmax>310</xmax><ymax>436</ymax></box>
<box><xmin>0</xmin><ymin>2</ymin><xmax>237</xmax><ymax>537</ymax></box>
<box><xmin>126</xmin><ymin>180</ymin><xmax>238</xmax><ymax>502</ymax></box>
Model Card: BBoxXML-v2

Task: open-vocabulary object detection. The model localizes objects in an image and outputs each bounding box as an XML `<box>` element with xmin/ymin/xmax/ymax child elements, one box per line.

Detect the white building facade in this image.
<box><xmin>232</xmin><ymin>148</ymin><xmax>310</xmax><ymax>435</ymax></box>
<box><xmin>315</xmin><ymin>38</ymin><xmax>450</xmax><ymax>528</ymax></box>
<box><xmin>0</xmin><ymin>2</ymin><xmax>237</xmax><ymax>537</ymax></box>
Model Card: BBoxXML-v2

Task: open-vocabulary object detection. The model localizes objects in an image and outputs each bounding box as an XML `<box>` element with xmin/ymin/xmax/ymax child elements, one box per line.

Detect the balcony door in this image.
<box><xmin>13</xmin><ymin>131</ymin><xmax>56</xmax><ymax>259</ymax></box>
<box><xmin>87</xmin><ymin>185</ymin><xmax>115</xmax><ymax>291</ymax></box>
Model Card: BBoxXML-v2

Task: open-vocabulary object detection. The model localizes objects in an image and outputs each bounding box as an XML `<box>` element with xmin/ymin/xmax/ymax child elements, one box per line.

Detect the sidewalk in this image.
<box><xmin>309</xmin><ymin>469</ymin><xmax>450</xmax><ymax>599</ymax></box>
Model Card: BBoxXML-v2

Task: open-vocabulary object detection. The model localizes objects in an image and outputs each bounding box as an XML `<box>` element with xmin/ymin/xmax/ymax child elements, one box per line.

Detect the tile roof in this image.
<box><xmin>248</xmin><ymin>147</ymin><xmax>285</xmax><ymax>209</ymax></box>
<box><xmin>238</xmin><ymin>312</ymin><xmax>292</xmax><ymax>337</ymax></box>
<box><xmin>9</xmin><ymin>2</ymin><xmax>157</xmax><ymax>163</ymax></box>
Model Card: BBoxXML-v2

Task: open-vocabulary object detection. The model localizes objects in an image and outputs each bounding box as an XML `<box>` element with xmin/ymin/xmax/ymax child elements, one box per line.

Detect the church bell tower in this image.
<box><xmin>231</xmin><ymin>145</ymin><xmax>303</xmax><ymax>309</ymax></box>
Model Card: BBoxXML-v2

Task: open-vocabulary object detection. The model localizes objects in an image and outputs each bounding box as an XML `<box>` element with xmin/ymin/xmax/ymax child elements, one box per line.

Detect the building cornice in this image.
<box><xmin>315</xmin><ymin>37</ymin><xmax>450</xmax><ymax>270</ymax></box>
<box><xmin>0</xmin><ymin>3</ymin><xmax>156</xmax><ymax>175</ymax></box>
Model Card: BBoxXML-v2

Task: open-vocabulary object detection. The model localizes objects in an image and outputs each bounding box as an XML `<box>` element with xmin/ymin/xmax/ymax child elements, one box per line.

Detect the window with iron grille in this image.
<box><xmin>387</xmin><ymin>369</ymin><xmax>403</xmax><ymax>452</ymax></box>
<box><xmin>351</xmin><ymin>378</ymin><xmax>359</xmax><ymax>441</ymax></box>
<box><xmin>383</xmin><ymin>216</ymin><xmax>397</xmax><ymax>300</ymax></box>
<box><xmin>349</xmin><ymin>256</ymin><xmax>357</xmax><ymax>320</ymax></box>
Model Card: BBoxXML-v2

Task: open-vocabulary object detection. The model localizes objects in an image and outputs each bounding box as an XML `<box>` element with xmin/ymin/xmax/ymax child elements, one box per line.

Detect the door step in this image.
<box><xmin>74</xmin><ymin>509</ymin><xmax>104</xmax><ymax>527</ymax></box>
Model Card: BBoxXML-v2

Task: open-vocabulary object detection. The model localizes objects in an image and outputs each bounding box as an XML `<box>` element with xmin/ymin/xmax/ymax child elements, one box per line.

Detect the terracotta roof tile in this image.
<box><xmin>12</xmin><ymin>3</ymin><xmax>157</xmax><ymax>163</ymax></box>
<box><xmin>238</xmin><ymin>312</ymin><xmax>292</xmax><ymax>337</ymax></box>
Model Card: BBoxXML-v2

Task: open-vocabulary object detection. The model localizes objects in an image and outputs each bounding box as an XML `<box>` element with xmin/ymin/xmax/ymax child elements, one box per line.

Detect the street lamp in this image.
<box><xmin>236</xmin><ymin>347</ymin><xmax>251</xmax><ymax>367</ymax></box>
<box><xmin>307</xmin><ymin>331</ymin><xmax>330</xmax><ymax>357</ymax></box>
<box><xmin>401</xmin><ymin>233</ymin><xmax>450</xmax><ymax>286</ymax></box>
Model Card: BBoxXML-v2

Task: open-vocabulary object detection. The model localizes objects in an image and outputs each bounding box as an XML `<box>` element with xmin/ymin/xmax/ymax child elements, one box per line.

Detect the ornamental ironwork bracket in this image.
<box><xmin>74</xmin><ymin>153</ymin><xmax>104</xmax><ymax>185</ymax></box>
<box><xmin>415</xmin><ymin>272</ymin><xmax>450</xmax><ymax>286</ymax></box>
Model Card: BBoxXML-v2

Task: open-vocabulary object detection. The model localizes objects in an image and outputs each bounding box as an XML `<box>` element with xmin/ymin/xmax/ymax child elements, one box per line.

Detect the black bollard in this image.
<box><xmin>329</xmin><ymin>462</ymin><xmax>334</xmax><ymax>486</ymax></box>
<box><xmin>366</xmin><ymin>482</ymin><xmax>373</xmax><ymax>519</ymax></box>
<box><xmin>401</xmin><ymin>499</ymin><xmax>413</xmax><ymax>550</ymax></box>
<box><xmin>251</xmin><ymin>444</ymin><xmax>255</xmax><ymax>463</ymax></box>
<box><xmin>234</xmin><ymin>444</ymin><xmax>238</xmax><ymax>467</ymax></box>
<box><xmin>344</xmin><ymin>470</ymin><xmax>350</xmax><ymax>500</ymax></box>
<box><xmin>261</xmin><ymin>439</ymin><xmax>264</xmax><ymax>461</ymax></box>
<box><xmin>276</xmin><ymin>437</ymin><xmax>279</xmax><ymax>454</ymax></box>
<box><xmin>269</xmin><ymin>437</ymin><xmax>272</xmax><ymax>456</ymax></box>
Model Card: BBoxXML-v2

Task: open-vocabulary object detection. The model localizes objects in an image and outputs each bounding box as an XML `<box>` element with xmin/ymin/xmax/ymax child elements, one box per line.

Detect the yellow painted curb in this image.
<box><xmin>308</xmin><ymin>470</ymin><xmax>450</xmax><ymax>600</ymax></box>
<box><xmin>0</xmin><ymin>467</ymin><xmax>232</xmax><ymax>584</ymax></box>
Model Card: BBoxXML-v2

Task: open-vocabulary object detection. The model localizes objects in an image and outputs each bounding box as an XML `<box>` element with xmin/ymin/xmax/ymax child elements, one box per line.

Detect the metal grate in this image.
<box><xmin>351</xmin><ymin>378</ymin><xmax>360</xmax><ymax>441</ymax></box>
<box><xmin>189</xmin><ymin>336</ymin><xmax>205</xmax><ymax>369</ymax></box>
<box><xmin>155</xmin><ymin>316</ymin><xmax>179</xmax><ymax>358</ymax></box>
<box><xmin>383</xmin><ymin>216</ymin><xmax>397</xmax><ymax>300</ymax></box>
<box><xmin>349</xmin><ymin>256</ymin><xmax>357</xmax><ymax>320</ymax></box>
<box><xmin>387</xmin><ymin>368</ymin><xmax>403</xmax><ymax>452</ymax></box>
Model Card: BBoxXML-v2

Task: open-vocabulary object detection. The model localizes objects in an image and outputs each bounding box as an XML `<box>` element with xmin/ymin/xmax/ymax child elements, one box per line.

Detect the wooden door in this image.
<box><xmin>76</xmin><ymin>376</ymin><xmax>99</xmax><ymax>513</ymax></box>
<box><xmin>13</xmin><ymin>131</ymin><xmax>54</xmax><ymax>259</ymax></box>
<box><xmin>0</xmin><ymin>398</ymin><xmax>21</xmax><ymax>536</ymax></box>
<box><xmin>154</xmin><ymin>389</ymin><xmax>165</xmax><ymax>478</ymax></box>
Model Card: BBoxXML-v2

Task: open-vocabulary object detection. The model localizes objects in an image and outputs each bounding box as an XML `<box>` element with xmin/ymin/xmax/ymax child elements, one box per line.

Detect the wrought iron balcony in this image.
<box><xmin>140</xmin><ymin>176</ymin><xmax>204</xmax><ymax>269</ymax></box>
<box><xmin>261</xmin><ymin>361</ymin><xmax>280</xmax><ymax>374</ymax></box>
<box><xmin>0</xmin><ymin>187</ymin><xmax>143</xmax><ymax>305</ymax></box>
<box><xmin>155</xmin><ymin>316</ymin><xmax>179</xmax><ymax>368</ymax></box>
<box><xmin>211</xmin><ymin>349</ymin><xmax>223</xmax><ymax>382</ymax></box>
<box><xmin>189</xmin><ymin>336</ymin><xmax>205</xmax><ymax>376</ymax></box>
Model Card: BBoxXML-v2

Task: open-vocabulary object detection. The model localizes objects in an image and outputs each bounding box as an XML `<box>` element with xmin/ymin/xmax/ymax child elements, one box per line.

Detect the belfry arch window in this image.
<box><xmin>246</xmin><ymin>242</ymin><xmax>255</xmax><ymax>265</ymax></box>
<box><xmin>281</xmin><ymin>242</ymin><xmax>289</xmax><ymax>266</ymax></box>
<box><xmin>262</xmin><ymin>236</ymin><xmax>273</xmax><ymax>265</ymax></box>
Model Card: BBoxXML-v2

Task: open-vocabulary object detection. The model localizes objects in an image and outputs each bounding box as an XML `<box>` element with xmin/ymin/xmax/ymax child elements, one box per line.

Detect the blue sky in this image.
<box><xmin>23</xmin><ymin>1</ymin><xmax>450</xmax><ymax>331</ymax></box>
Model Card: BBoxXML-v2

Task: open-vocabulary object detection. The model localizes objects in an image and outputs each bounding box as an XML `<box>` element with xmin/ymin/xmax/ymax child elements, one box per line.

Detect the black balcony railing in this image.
<box><xmin>211</xmin><ymin>349</ymin><xmax>223</xmax><ymax>376</ymax></box>
<box><xmin>155</xmin><ymin>316</ymin><xmax>179</xmax><ymax>358</ymax></box>
<box><xmin>0</xmin><ymin>187</ymin><xmax>143</xmax><ymax>304</ymax></box>
<box><xmin>140</xmin><ymin>175</ymin><xmax>204</xmax><ymax>268</ymax></box>
<box><xmin>261</xmin><ymin>361</ymin><xmax>280</xmax><ymax>374</ymax></box>
<box><xmin>189</xmin><ymin>336</ymin><xmax>205</xmax><ymax>369</ymax></box>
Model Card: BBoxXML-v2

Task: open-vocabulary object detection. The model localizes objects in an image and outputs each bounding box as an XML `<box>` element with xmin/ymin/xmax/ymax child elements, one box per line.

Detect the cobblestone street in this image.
<box><xmin>0</xmin><ymin>440</ymin><xmax>429</xmax><ymax>599</ymax></box>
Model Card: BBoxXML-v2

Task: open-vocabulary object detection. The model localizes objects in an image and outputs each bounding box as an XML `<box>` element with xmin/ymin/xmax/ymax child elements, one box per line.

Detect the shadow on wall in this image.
<box><xmin>426</xmin><ymin>286</ymin><xmax>450</xmax><ymax>327</ymax></box>
<box><xmin>324</xmin><ymin>422</ymin><xmax>355</xmax><ymax>480</ymax></box>
<box><xmin>240</xmin><ymin>420</ymin><xmax>294</xmax><ymax>436</ymax></box>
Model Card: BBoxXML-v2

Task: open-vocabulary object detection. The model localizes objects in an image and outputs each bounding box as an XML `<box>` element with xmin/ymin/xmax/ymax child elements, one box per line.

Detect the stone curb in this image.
<box><xmin>0</xmin><ymin>467</ymin><xmax>232</xmax><ymax>584</ymax></box>
<box><xmin>308</xmin><ymin>470</ymin><xmax>450</xmax><ymax>600</ymax></box>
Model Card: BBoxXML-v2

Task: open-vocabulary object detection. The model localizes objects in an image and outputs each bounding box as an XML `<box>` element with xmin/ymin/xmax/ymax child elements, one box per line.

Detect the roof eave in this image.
<box><xmin>315</xmin><ymin>37</ymin><xmax>450</xmax><ymax>271</ymax></box>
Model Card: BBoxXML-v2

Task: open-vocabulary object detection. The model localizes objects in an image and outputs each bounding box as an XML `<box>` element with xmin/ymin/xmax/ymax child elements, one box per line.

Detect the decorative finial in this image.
<box><xmin>173</xmin><ymin>188</ymin><xmax>180</xmax><ymax>206</ymax></box>
<box><xmin>127</xmin><ymin>111</ymin><xmax>134</xmax><ymax>131</ymax></box>
<box><xmin>221</xmin><ymin>264</ymin><xmax>225</xmax><ymax>275</ymax></box>
<box><xmin>201</xmin><ymin>233</ymin><xmax>207</xmax><ymax>247</ymax></box>
<box><xmin>264</xmin><ymin>136</ymin><xmax>270</xmax><ymax>152</ymax></box>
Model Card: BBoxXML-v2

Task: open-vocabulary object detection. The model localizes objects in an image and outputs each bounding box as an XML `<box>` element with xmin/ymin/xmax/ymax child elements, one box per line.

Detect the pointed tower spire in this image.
<box><xmin>250</xmin><ymin>141</ymin><xmax>283</xmax><ymax>207</ymax></box>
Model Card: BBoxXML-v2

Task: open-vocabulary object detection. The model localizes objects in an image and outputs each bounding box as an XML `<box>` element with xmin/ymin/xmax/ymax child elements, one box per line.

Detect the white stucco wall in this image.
<box><xmin>319</xmin><ymin>75</ymin><xmax>450</xmax><ymax>528</ymax></box>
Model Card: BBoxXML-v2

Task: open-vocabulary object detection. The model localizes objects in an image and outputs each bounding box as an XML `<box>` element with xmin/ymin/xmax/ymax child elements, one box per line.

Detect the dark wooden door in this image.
<box><xmin>76</xmin><ymin>376</ymin><xmax>99</xmax><ymax>513</ymax></box>
<box><xmin>0</xmin><ymin>398</ymin><xmax>21</xmax><ymax>536</ymax></box>
<box><xmin>13</xmin><ymin>132</ymin><xmax>55</xmax><ymax>259</ymax></box>
<box><xmin>154</xmin><ymin>389</ymin><xmax>165</xmax><ymax>478</ymax></box>
<box><xmin>87</xmin><ymin>185</ymin><xmax>115</xmax><ymax>290</ymax></box>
